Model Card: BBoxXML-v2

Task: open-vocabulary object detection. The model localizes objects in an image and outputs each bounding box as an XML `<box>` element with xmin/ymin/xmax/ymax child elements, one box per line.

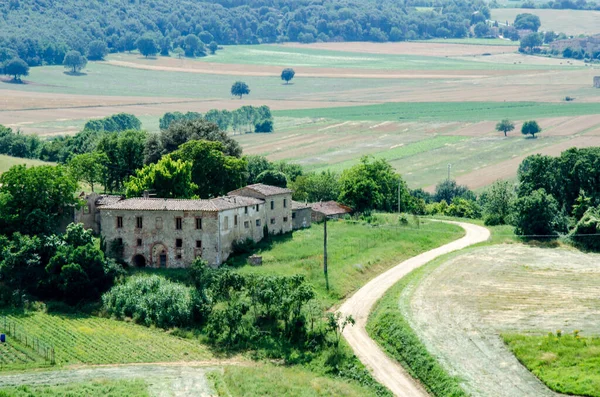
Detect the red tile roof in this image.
<box><xmin>310</xmin><ymin>201</ymin><xmax>352</xmax><ymax>216</ymax></box>
<box><xmin>99</xmin><ymin>196</ymin><xmax>263</xmax><ymax>212</ymax></box>
<box><xmin>229</xmin><ymin>183</ymin><xmax>292</xmax><ymax>197</ymax></box>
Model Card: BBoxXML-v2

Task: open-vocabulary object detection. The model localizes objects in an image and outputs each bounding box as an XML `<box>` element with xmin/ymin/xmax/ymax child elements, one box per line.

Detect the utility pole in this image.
<box><xmin>447</xmin><ymin>163</ymin><xmax>452</xmax><ymax>181</ymax></box>
<box><xmin>398</xmin><ymin>179</ymin><xmax>401</xmax><ymax>214</ymax></box>
<box><xmin>323</xmin><ymin>216</ymin><xmax>329</xmax><ymax>291</ymax></box>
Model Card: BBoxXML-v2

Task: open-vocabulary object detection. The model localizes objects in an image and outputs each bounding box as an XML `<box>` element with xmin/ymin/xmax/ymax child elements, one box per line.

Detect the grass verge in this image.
<box><xmin>0</xmin><ymin>379</ymin><xmax>149</xmax><ymax>397</ymax></box>
<box><xmin>503</xmin><ymin>332</ymin><xmax>600</xmax><ymax>397</ymax></box>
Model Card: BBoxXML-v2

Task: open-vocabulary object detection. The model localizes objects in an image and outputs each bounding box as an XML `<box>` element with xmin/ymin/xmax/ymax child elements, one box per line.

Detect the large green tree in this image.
<box><xmin>231</xmin><ymin>81</ymin><xmax>250</xmax><ymax>99</ymax></box>
<box><xmin>513</xmin><ymin>188</ymin><xmax>565</xmax><ymax>237</ymax></box>
<box><xmin>521</xmin><ymin>120</ymin><xmax>541</xmax><ymax>138</ymax></box>
<box><xmin>68</xmin><ymin>152</ymin><xmax>108</xmax><ymax>192</ymax></box>
<box><xmin>136</xmin><ymin>36</ymin><xmax>158</xmax><ymax>58</ymax></box>
<box><xmin>96</xmin><ymin>130</ymin><xmax>146</xmax><ymax>192</ymax></box>
<box><xmin>87</xmin><ymin>40</ymin><xmax>108</xmax><ymax>60</ymax></box>
<box><xmin>63</xmin><ymin>50</ymin><xmax>87</xmax><ymax>73</ymax></box>
<box><xmin>514</xmin><ymin>13</ymin><xmax>541</xmax><ymax>31</ymax></box>
<box><xmin>480</xmin><ymin>180</ymin><xmax>515</xmax><ymax>225</ymax></box>
<box><xmin>170</xmin><ymin>140</ymin><xmax>247</xmax><ymax>198</ymax></box>
<box><xmin>0</xmin><ymin>165</ymin><xmax>78</xmax><ymax>235</ymax></box>
<box><xmin>291</xmin><ymin>170</ymin><xmax>340</xmax><ymax>203</ymax></box>
<box><xmin>281</xmin><ymin>68</ymin><xmax>296</xmax><ymax>84</ymax></box>
<box><xmin>4</xmin><ymin>57</ymin><xmax>29</xmax><ymax>81</ymax></box>
<box><xmin>125</xmin><ymin>156</ymin><xmax>197</xmax><ymax>199</ymax></box>
<box><xmin>495</xmin><ymin>119</ymin><xmax>514</xmax><ymax>137</ymax></box>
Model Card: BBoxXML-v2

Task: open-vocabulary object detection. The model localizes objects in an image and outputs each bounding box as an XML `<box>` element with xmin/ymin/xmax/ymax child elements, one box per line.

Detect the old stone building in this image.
<box><xmin>292</xmin><ymin>201</ymin><xmax>312</xmax><ymax>230</ymax></box>
<box><xmin>98</xmin><ymin>184</ymin><xmax>293</xmax><ymax>268</ymax></box>
<box><xmin>310</xmin><ymin>201</ymin><xmax>353</xmax><ymax>222</ymax></box>
<box><xmin>74</xmin><ymin>192</ymin><xmax>122</xmax><ymax>234</ymax></box>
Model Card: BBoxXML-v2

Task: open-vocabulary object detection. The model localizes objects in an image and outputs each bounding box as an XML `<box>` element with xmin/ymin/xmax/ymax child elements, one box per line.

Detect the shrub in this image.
<box><xmin>254</xmin><ymin>119</ymin><xmax>273</xmax><ymax>133</ymax></box>
<box><xmin>569</xmin><ymin>206</ymin><xmax>600</xmax><ymax>250</ymax></box>
<box><xmin>102</xmin><ymin>275</ymin><xmax>209</xmax><ymax>328</ymax></box>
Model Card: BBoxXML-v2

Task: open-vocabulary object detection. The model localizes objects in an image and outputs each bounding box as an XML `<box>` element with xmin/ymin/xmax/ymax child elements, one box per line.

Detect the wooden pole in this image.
<box><xmin>324</xmin><ymin>217</ymin><xmax>329</xmax><ymax>291</ymax></box>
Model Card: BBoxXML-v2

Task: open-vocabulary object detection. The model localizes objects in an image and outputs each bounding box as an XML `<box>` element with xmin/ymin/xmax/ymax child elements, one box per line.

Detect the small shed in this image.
<box><xmin>292</xmin><ymin>201</ymin><xmax>312</xmax><ymax>230</ymax></box>
<box><xmin>310</xmin><ymin>201</ymin><xmax>353</xmax><ymax>222</ymax></box>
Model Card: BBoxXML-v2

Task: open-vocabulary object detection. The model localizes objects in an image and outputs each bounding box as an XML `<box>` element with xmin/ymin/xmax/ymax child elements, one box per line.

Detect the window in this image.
<box><xmin>234</xmin><ymin>215</ymin><xmax>238</xmax><ymax>226</ymax></box>
<box><xmin>256</xmin><ymin>219</ymin><xmax>261</xmax><ymax>227</ymax></box>
<box><xmin>196</xmin><ymin>240</ymin><xmax>202</xmax><ymax>248</ymax></box>
<box><xmin>245</xmin><ymin>206</ymin><xmax>248</xmax><ymax>214</ymax></box>
<box><xmin>256</xmin><ymin>205</ymin><xmax>259</xmax><ymax>211</ymax></box>
<box><xmin>137</xmin><ymin>238</ymin><xmax>142</xmax><ymax>247</ymax></box>
<box><xmin>117</xmin><ymin>238</ymin><xmax>123</xmax><ymax>245</ymax></box>
<box><xmin>195</xmin><ymin>217</ymin><xmax>202</xmax><ymax>230</ymax></box>
<box><xmin>117</xmin><ymin>217</ymin><xmax>123</xmax><ymax>228</ymax></box>
<box><xmin>283</xmin><ymin>217</ymin><xmax>288</xmax><ymax>223</ymax></box>
<box><xmin>176</xmin><ymin>238</ymin><xmax>183</xmax><ymax>248</ymax></box>
<box><xmin>270</xmin><ymin>201</ymin><xmax>274</xmax><ymax>210</ymax></box>
<box><xmin>223</xmin><ymin>216</ymin><xmax>229</xmax><ymax>230</ymax></box>
<box><xmin>270</xmin><ymin>218</ymin><xmax>276</xmax><ymax>225</ymax></box>
<box><xmin>175</xmin><ymin>217</ymin><xmax>182</xmax><ymax>230</ymax></box>
<box><xmin>244</xmin><ymin>221</ymin><xmax>250</xmax><ymax>228</ymax></box>
<box><xmin>156</xmin><ymin>217</ymin><xmax>163</xmax><ymax>229</ymax></box>
<box><xmin>136</xmin><ymin>216</ymin><xmax>143</xmax><ymax>229</ymax></box>
<box><xmin>292</xmin><ymin>212</ymin><xmax>296</xmax><ymax>219</ymax></box>
<box><xmin>284</xmin><ymin>199</ymin><xmax>287</xmax><ymax>208</ymax></box>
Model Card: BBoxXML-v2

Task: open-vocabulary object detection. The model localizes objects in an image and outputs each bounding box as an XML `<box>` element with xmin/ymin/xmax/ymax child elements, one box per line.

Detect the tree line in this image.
<box><xmin>0</xmin><ymin>0</ymin><xmax>489</xmax><ymax>66</ymax></box>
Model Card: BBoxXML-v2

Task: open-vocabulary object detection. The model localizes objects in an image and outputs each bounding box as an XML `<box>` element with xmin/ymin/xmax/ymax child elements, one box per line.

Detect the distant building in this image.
<box><xmin>96</xmin><ymin>184</ymin><xmax>293</xmax><ymax>268</ymax></box>
<box><xmin>291</xmin><ymin>201</ymin><xmax>312</xmax><ymax>230</ymax></box>
<box><xmin>310</xmin><ymin>201</ymin><xmax>353</xmax><ymax>222</ymax></box>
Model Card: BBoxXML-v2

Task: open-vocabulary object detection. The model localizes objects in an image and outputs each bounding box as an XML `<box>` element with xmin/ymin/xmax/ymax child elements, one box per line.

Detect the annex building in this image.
<box><xmin>97</xmin><ymin>184</ymin><xmax>295</xmax><ymax>268</ymax></box>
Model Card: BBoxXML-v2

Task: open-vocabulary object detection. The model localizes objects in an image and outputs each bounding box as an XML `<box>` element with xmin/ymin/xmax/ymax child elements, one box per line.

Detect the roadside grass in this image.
<box><xmin>0</xmin><ymin>379</ymin><xmax>149</xmax><ymax>397</ymax></box>
<box><xmin>0</xmin><ymin>155</ymin><xmax>54</xmax><ymax>175</ymax></box>
<box><xmin>366</xmin><ymin>220</ymin><xmax>515</xmax><ymax>396</ymax></box>
<box><xmin>503</xmin><ymin>333</ymin><xmax>600</xmax><ymax>397</ymax></box>
<box><xmin>229</xmin><ymin>215</ymin><xmax>464</xmax><ymax>307</ymax></box>
<box><xmin>0</xmin><ymin>310</ymin><xmax>212</xmax><ymax>366</ymax></box>
<box><xmin>209</xmin><ymin>362</ymin><xmax>380</xmax><ymax>397</ymax></box>
<box><xmin>274</xmin><ymin>102</ymin><xmax>600</xmax><ymax>123</ymax></box>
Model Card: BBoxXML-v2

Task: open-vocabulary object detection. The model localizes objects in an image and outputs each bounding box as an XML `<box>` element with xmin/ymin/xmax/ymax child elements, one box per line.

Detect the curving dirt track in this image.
<box><xmin>338</xmin><ymin>221</ymin><xmax>490</xmax><ymax>397</ymax></box>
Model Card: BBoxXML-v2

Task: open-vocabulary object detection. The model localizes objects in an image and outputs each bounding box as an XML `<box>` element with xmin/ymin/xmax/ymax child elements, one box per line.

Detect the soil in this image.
<box><xmin>338</xmin><ymin>221</ymin><xmax>490</xmax><ymax>397</ymax></box>
<box><xmin>408</xmin><ymin>244</ymin><xmax>600</xmax><ymax>396</ymax></box>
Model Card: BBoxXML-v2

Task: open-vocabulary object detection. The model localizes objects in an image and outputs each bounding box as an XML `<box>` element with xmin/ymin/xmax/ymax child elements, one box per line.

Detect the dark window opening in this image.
<box><xmin>283</xmin><ymin>217</ymin><xmax>288</xmax><ymax>222</ymax></box>
<box><xmin>292</xmin><ymin>213</ymin><xmax>296</xmax><ymax>219</ymax></box>
<box><xmin>245</xmin><ymin>206</ymin><xmax>248</xmax><ymax>214</ymax></box>
<box><xmin>270</xmin><ymin>201</ymin><xmax>274</xmax><ymax>210</ymax></box>
<box><xmin>256</xmin><ymin>219</ymin><xmax>261</xmax><ymax>227</ymax></box>
<box><xmin>234</xmin><ymin>215</ymin><xmax>238</xmax><ymax>226</ymax></box>
<box><xmin>136</xmin><ymin>216</ymin><xmax>143</xmax><ymax>229</ymax></box>
<box><xmin>284</xmin><ymin>199</ymin><xmax>287</xmax><ymax>208</ymax></box>
<box><xmin>176</xmin><ymin>238</ymin><xmax>183</xmax><ymax>248</ymax></box>
<box><xmin>270</xmin><ymin>218</ymin><xmax>275</xmax><ymax>225</ymax></box>
<box><xmin>244</xmin><ymin>221</ymin><xmax>250</xmax><ymax>228</ymax></box>
<box><xmin>195</xmin><ymin>218</ymin><xmax>202</xmax><ymax>230</ymax></box>
<box><xmin>176</xmin><ymin>217</ymin><xmax>183</xmax><ymax>230</ymax></box>
<box><xmin>117</xmin><ymin>217</ymin><xmax>123</xmax><ymax>228</ymax></box>
<box><xmin>196</xmin><ymin>240</ymin><xmax>202</xmax><ymax>248</ymax></box>
<box><xmin>137</xmin><ymin>238</ymin><xmax>142</xmax><ymax>247</ymax></box>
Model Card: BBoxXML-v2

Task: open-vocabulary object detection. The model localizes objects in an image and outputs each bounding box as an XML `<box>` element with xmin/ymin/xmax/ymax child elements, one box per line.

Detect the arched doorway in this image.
<box><xmin>132</xmin><ymin>254</ymin><xmax>147</xmax><ymax>268</ymax></box>
<box><xmin>152</xmin><ymin>243</ymin><xmax>168</xmax><ymax>268</ymax></box>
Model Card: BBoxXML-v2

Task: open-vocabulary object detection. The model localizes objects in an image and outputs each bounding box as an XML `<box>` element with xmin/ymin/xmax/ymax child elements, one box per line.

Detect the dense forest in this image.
<box><xmin>0</xmin><ymin>0</ymin><xmax>490</xmax><ymax>66</ymax></box>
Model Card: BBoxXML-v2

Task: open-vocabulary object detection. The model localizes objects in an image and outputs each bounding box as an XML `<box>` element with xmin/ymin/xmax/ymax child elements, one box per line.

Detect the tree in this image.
<box><xmin>231</xmin><ymin>81</ymin><xmax>250</xmax><ymax>99</ymax></box>
<box><xmin>281</xmin><ymin>68</ymin><xmax>296</xmax><ymax>84</ymax></box>
<box><xmin>514</xmin><ymin>188</ymin><xmax>565</xmax><ymax>237</ymax></box>
<box><xmin>170</xmin><ymin>140</ymin><xmax>247</xmax><ymax>198</ymax></box>
<box><xmin>95</xmin><ymin>130</ymin><xmax>146</xmax><ymax>192</ymax></box>
<box><xmin>291</xmin><ymin>170</ymin><xmax>340</xmax><ymax>202</ymax></box>
<box><xmin>4</xmin><ymin>58</ymin><xmax>29</xmax><ymax>82</ymax></box>
<box><xmin>473</xmin><ymin>22</ymin><xmax>491</xmax><ymax>38</ymax></box>
<box><xmin>87</xmin><ymin>40</ymin><xmax>108</xmax><ymax>60</ymax></box>
<box><xmin>68</xmin><ymin>152</ymin><xmax>108</xmax><ymax>192</ymax></box>
<box><xmin>338</xmin><ymin>156</ymin><xmax>407</xmax><ymax>213</ymax></box>
<box><xmin>173</xmin><ymin>47</ymin><xmax>184</xmax><ymax>59</ymax></box>
<box><xmin>256</xmin><ymin>170</ymin><xmax>287</xmax><ymax>188</ymax></box>
<box><xmin>519</xmin><ymin>33</ymin><xmax>542</xmax><ymax>53</ymax></box>
<box><xmin>159</xmin><ymin>111</ymin><xmax>203</xmax><ymax>130</ymax></box>
<box><xmin>126</xmin><ymin>156</ymin><xmax>197</xmax><ymax>199</ymax></box>
<box><xmin>514</xmin><ymin>13</ymin><xmax>541</xmax><ymax>31</ymax></box>
<box><xmin>208</xmin><ymin>41</ymin><xmax>218</xmax><ymax>55</ymax></box>
<box><xmin>254</xmin><ymin>119</ymin><xmax>273</xmax><ymax>133</ymax></box>
<box><xmin>495</xmin><ymin>119</ymin><xmax>515</xmax><ymax>137</ymax></box>
<box><xmin>434</xmin><ymin>179</ymin><xmax>475</xmax><ymax>203</ymax></box>
<box><xmin>63</xmin><ymin>50</ymin><xmax>87</xmax><ymax>73</ymax></box>
<box><xmin>0</xmin><ymin>165</ymin><xmax>78</xmax><ymax>235</ymax></box>
<box><xmin>159</xmin><ymin>36</ymin><xmax>171</xmax><ymax>56</ymax></box>
<box><xmin>136</xmin><ymin>36</ymin><xmax>158</xmax><ymax>58</ymax></box>
<box><xmin>184</xmin><ymin>34</ymin><xmax>205</xmax><ymax>57</ymax></box>
<box><xmin>246</xmin><ymin>155</ymin><xmax>273</xmax><ymax>184</ymax></box>
<box><xmin>84</xmin><ymin>113</ymin><xmax>142</xmax><ymax>132</ymax></box>
<box><xmin>521</xmin><ymin>120</ymin><xmax>541</xmax><ymax>138</ymax></box>
<box><xmin>480</xmin><ymin>180</ymin><xmax>515</xmax><ymax>225</ymax></box>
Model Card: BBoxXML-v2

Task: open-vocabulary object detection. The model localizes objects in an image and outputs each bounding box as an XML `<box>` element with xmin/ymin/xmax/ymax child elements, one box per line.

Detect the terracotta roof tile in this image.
<box><xmin>99</xmin><ymin>195</ymin><xmax>263</xmax><ymax>212</ymax></box>
<box><xmin>310</xmin><ymin>201</ymin><xmax>352</xmax><ymax>216</ymax></box>
<box><xmin>292</xmin><ymin>200</ymin><xmax>310</xmax><ymax>210</ymax></box>
<box><xmin>95</xmin><ymin>195</ymin><xmax>123</xmax><ymax>207</ymax></box>
<box><xmin>229</xmin><ymin>183</ymin><xmax>292</xmax><ymax>197</ymax></box>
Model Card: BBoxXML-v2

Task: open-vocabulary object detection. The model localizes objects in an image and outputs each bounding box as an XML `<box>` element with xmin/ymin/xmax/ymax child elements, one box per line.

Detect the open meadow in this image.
<box><xmin>491</xmin><ymin>8</ymin><xmax>600</xmax><ymax>36</ymax></box>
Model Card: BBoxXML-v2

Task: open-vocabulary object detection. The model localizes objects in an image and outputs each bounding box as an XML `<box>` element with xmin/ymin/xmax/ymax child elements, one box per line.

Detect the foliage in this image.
<box><xmin>433</xmin><ymin>179</ymin><xmax>475</xmax><ymax>203</ymax></box>
<box><xmin>503</xmin><ymin>332</ymin><xmax>600</xmax><ymax>397</ymax></box>
<box><xmin>159</xmin><ymin>111</ymin><xmax>203</xmax><ymax>131</ymax></box>
<box><xmin>254</xmin><ymin>119</ymin><xmax>274</xmax><ymax>133</ymax></box>
<box><xmin>495</xmin><ymin>119</ymin><xmax>515</xmax><ymax>136</ymax></box>
<box><xmin>63</xmin><ymin>50</ymin><xmax>87</xmax><ymax>73</ymax></box>
<box><xmin>521</xmin><ymin>120</ymin><xmax>541</xmax><ymax>137</ymax></box>
<box><xmin>83</xmin><ymin>113</ymin><xmax>142</xmax><ymax>133</ymax></box>
<box><xmin>256</xmin><ymin>170</ymin><xmax>288</xmax><ymax>188</ymax></box>
<box><xmin>0</xmin><ymin>165</ymin><xmax>78</xmax><ymax>236</ymax></box>
<box><xmin>87</xmin><ymin>40</ymin><xmax>108</xmax><ymax>60</ymax></box>
<box><xmin>513</xmin><ymin>188</ymin><xmax>565</xmax><ymax>237</ymax></box>
<box><xmin>184</xmin><ymin>34</ymin><xmax>206</xmax><ymax>57</ymax></box>
<box><xmin>95</xmin><ymin>130</ymin><xmax>146</xmax><ymax>193</ymax></box>
<box><xmin>281</xmin><ymin>68</ymin><xmax>296</xmax><ymax>84</ymax></box>
<box><xmin>514</xmin><ymin>13</ymin><xmax>542</xmax><ymax>31</ymax></box>
<box><xmin>102</xmin><ymin>274</ymin><xmax>208</xmax><ymax>328</ymax></box>
<box><xmin>125</xmin><ymin>156</ymin><xmax>197</xmax><ymax>199</ymax></box>
<box><xmin>169</xmin><ymin>140</ymin><xmax>247</xmax><ymax>199</ymax></box>
<box><xmin>338</xmin><ymin>156</ymin><xmax>408</xmax><ymax>213</ymax></box>
<box><xmin>0</xmin><ymin>124</ymin><xmax>42</xmax><ymax>159</ymax></box>
<box><xmin>68</xmin><ymin>152</ymin><xmax>108</xmax><ymax>192</ymax></box>
<box><xmin>291</xmin><ymin>171</ymin><xmax>340</xmax><ymax>203</ymax></box>
<box><xmin>136</xmin><ymin>35</ymin><xmax>158</xmax><ymax>58</ymax></box>
<box><xmin>246</xmin><ymin>155</ymin><xmax>273</xmax><ymax>185</ymax></box>
<box><xmin>519</xmin><ymin>33</ymin><xmax>543</xmax><ymax>53</ymax></box>
<box><xmin>3</xmin><ymin>57</ymin><xmax>29</xmax><ymax>81</ymax></box>
<box><xmin>569</xmin><ymin>206</ymin><xmax>600</xmax><ymax>250</ymax></box>
<box><xmin>231</xmin><ymin>81</ymin><xmax>250</xmax><ymax>99</ymax></box>
<box><xmin>480</xmin><ymin>180</ymin><xmax>515</xmax><ymax>226</ymax></box>
<box><xmin>0</xmin><ymin>380</ymin><xmax>150</xmax><ymax>397</ymax></box>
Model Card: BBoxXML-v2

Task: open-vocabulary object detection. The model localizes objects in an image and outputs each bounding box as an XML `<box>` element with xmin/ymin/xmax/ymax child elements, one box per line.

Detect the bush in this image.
<box><xmin>513</xmin><ymin>188</ymin><xmax>566</xmax><ymax>237</ymax></box>
<box><xmin>569</xmin><ymin>206</ymin><xmax>600</xmax><ymax>250</ymax></box>
<box><xmin>102</xmin><ymin>275</ymin><xmax>209</xmax><ymax>328</ymax></box>
<box><xmin>254</xmin><ymin>119</ymin><xmax>273</xmax><ymax>133</ymax></box>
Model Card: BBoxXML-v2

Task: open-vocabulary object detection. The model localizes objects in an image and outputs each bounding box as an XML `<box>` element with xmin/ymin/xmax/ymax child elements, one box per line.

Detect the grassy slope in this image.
<box><xmin>275</xmin><ymin>102</ymin><xmax>600</xmax><ymax>122</ymax></box>
<box><xmin>0</xmin><ymin>311</ymin><xmax>212</xmax><ymax>366</ymax></box>
<box><xmin>503</xmin><ymin>333</ymin><xmax>600</xmax><ymax>397</ymax></box>
<box><xmin>0</xmin><ymin>380</ymin><xmax>149</xmax><ymax>397</ymax></box>
<box><xmin>491</xmin><ymin>8</ymin><xmax>600</xmax><ymax>36</ymax></box>
<box><xmin>230</xmin><ymin>215</ymin><xmax>464</xmax><ymax>307</ymax></box>
<box><xmin>209</xmin><ymin>364</ymin><xmax>377</xmax><ymax>397</ymax></box>
<box><xmin>366</xmin><ymin>223</ymin><xmax>516</xmax><ymax>396</ymax></box>
<box><xmin>0</xmin><ymin>155</ymin><xmax>54</xmax><ymax>175</ymax></box>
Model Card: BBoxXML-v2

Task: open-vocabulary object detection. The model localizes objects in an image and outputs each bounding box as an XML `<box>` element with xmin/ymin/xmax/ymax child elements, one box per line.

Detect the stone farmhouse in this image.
<box><xmin>97</xmin><ymin>184</ymin><xmax>297</xmax><ymax>268</ymax></box>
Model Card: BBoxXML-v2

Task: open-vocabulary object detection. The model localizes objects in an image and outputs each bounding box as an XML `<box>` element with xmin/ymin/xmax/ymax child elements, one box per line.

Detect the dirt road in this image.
<box><xmin>338</xmin><ymin>221</ymin><xmax>490</xmax><ymax>397</ymax></box>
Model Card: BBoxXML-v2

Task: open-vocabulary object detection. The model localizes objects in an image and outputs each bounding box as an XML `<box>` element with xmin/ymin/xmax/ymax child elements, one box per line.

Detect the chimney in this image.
<box><xmin>143</xmin><ymin>190</ymin><xmax>150</xmax><ymax>199</ymax></box>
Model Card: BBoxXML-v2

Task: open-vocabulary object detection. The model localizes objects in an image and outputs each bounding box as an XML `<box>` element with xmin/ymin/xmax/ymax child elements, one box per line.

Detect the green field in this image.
<box><xmin>0</xmin><ymin>341</ymin><xmax>45</xmax><ymax>371</ymax></box>
<box><xmin>0</xmin><ymin>311</ymin><xmax>212</xmax><ymax>366</ymax></box>
<box><xmin>230</xmin><ymin>215</ymin><xmax>464</xmax><ymax>307</ymax></box>
<box><xmin>210</xmin><ymin>365</ymin><xmax>377</xmax><ymax>396</ymax></box>
<box><xmin>0</xmin><ymin>380</ymin><xmax>149</xmax><ymax>397</ymax></box>
<box><xmin>503</xmin><ymin>333</ymin><xmax>600</xmax><ymax>397</ymax></box>
<box><xmin>0</xmin><ymin>155</ymin><xmax>54</xmax><ymax>175</ymax></box>
<box><xmin>491</xmin><ymin>8</ymin><xmax>600</xmax><ymax>36</ymax></box>
<box><xmin>275</xmin><ymin>102</ymin><xmax>600</xmax><ymax>122</ymax></box>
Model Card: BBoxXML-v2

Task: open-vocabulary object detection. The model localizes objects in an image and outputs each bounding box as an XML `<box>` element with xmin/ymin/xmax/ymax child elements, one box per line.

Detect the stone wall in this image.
<box><xmin>292</xmin><ymin>207</ymin><xmax>312</xmax><ymax>230</ymax></box>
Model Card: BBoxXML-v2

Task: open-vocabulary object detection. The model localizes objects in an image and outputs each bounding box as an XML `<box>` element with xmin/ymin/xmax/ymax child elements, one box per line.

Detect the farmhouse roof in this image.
<box><xmin>310</xmin><ymin>201</ymin><xmax>353</xmax><ymax>216</ymax></box>
<box><xmin>229</xmin><ymin>183</ymin><xmax>292</xmax><ymax>197</ymax></box>
<box><xmin>292</xmin><ymin>200</ymin><xmax>311</xmax><ymax>210</ymax></box>
<box><xmin>98</xmin><ymin>195</ymin><xmax>263</xmax><ymax>212</ymax></box>
<box><xmin>96</xmin><ymin>195</ymin><xmax>124</xmax><ymax>207</ymax></box>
